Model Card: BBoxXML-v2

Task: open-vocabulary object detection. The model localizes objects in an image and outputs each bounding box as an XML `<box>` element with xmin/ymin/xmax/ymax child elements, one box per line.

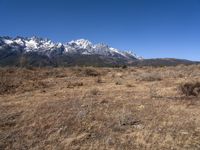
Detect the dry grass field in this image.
<box><xmin>1</xmin><ymin>65</ymin><xmax>200</xmax><ymax>150</ymax></box>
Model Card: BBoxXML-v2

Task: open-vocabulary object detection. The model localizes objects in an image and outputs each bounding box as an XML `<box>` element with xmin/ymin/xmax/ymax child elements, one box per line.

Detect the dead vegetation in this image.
<box><xmin>90</xmin><ymin>88</ymin><xmax>100</xmax><ymax>95</ymax></box>
<box><xmin>66</xmin><ymin>81</ymin><xmax>84</xmax><ymax>88</ymax></box>
<box><xmin>180</xmin><ymin>82</ymin><xmax>200</xmax><ymax>97</ymax></box>
<box><xmin>0</xmin><ymin>68</ymin><xmax>51</xmax><ymax>95</ymax></box>
<box><xmin>96</xmin><ymin>76</ymin><xmax>103</xmax><ymax>83</ymax></box>
<box><xmin>1</xmin><ymin>65</ymin><xmax>200</xmax><ymax>149</ymax></box>
<box><xmin>71</xmin><ymin>67</ymin><xmax>102</xmax><ymax>77</ymax></box>
<box><xmin>0</xmin><ymin>72</ymin><xmax>18</xmax><ymax>94</ymax></box>
<box><xmin>137</xmin><ymin>72</ymin><xmax>162</xmax><ymax>81</ymax></box>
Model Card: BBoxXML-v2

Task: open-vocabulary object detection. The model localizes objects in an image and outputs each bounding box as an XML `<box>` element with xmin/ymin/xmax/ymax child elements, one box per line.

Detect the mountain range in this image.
<box><xmin>0</xmin><ymin>36</ymin><xmax>198</xmax><ymax>67</ymax></box>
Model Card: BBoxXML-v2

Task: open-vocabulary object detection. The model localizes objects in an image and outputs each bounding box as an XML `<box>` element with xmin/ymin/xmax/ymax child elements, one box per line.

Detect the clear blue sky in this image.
<box><xmin>0</xmin><ymin>0</ymin><xmax>200</xmax><ymax>60</ymax></box>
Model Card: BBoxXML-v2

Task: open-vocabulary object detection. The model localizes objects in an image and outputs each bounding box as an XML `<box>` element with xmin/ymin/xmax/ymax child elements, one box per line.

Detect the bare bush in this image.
<box><xmin>180</xmin><ymin>82</ymin><xmax>200</xmax><ymax>97</ymax></box>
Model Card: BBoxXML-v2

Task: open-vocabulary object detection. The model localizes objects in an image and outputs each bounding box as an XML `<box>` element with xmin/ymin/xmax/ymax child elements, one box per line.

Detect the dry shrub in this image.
<box><xmin>31</xmin><ymin>80</ymin><xmax>49</xmax><ymax>89</ymax></box>
<box><xmin>96</xmin><ymin>76</ymin><xmax>103</xmax><ymax>83</ymax></box>
<box><xmin>138</xmin><ymin>72</ymin><xmax>162</xmax><ymax>82</ymax></box>
<box><xmin>115</xmin><ymin>79</ymin><xmax>123</xmax><ymax>85</ymax></box>
<box><xmin>83</xmin><ymin>68</ymin><xmax>100</xmax><ymax>76</ymax></box>
<box><xmin>72</xmin><ymin>67</ymin><xmax>101</xmax><ymax>77</ymax></box>
<box><xmin>180</xmin><ymin>82</ymin><xmax>200</xmax><ymax>97</ymax></box>
<box><xmin>111</xmin><ymin>108</ymin><xmax>142</xmax><ymax>133</ymax></box>
<box><xmin>122</xmin><ymin>65</ymin><xmax>128</xmax><ymax>69</ymax></box>
<box><xmin>67</xmin><ymin>81</ymin><xmax>83</xmax><ymax>88</ymax></box>
<box><xmin>90</xmin><ymin>88</ymin><xmax>100</xmax><ymax>95</ymax></box>
<box><xmin>126</xmin><ymin>83</ymin><xmax>135</xmax><ymax>87</ymax></box>
<box><xmin>119</xmin><ymin>112</ymin><xmax>140</xmax><ymax>126</ymax></box>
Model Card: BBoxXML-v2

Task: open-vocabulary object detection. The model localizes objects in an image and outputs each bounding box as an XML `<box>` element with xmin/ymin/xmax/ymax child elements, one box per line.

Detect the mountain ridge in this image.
<box><xmin>0</xmin><ymin>36</ymin><xmax>198</xmax><ymax>67</ymax></box>
<box><xmin>0</xmin><ymin>36</ymin><xmax>141</xmax><ymax>59</ymax></box>
<box><xmin>0</xmin><ymin>36</ymin><xmax>141</xmax><ymax>67</ymax></box>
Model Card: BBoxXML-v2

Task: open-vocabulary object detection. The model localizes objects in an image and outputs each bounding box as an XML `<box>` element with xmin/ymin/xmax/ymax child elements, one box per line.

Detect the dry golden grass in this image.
<box><xmin>0</xmin><ymin>65</ymin><xmax>200</xmax><ymax>149</ymax></box>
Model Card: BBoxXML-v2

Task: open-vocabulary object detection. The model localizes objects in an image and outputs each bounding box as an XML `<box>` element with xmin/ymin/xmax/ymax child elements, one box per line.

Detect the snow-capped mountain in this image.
<box><xmin>0</xmin><ymin>36</ymin><xmax>198</xmax><ymax>67</ymax></box>
<box><xmin>0</xmin><ymin>36</ymin><xmax>141</xmax><ymax>60</ymax></box>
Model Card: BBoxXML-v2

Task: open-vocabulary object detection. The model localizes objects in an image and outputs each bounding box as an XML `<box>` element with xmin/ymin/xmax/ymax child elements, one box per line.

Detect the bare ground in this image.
<box><xmin>0</xmin><ymin>65</ymin><xmax>200</xmax><ymax>150</ymax></box>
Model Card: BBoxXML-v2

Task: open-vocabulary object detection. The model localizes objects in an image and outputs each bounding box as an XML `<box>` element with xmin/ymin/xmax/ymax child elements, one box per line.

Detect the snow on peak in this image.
<box><xmin>3</xmin><ymin>39</ymin><xmax>14</xmax><ymax>45</ymax></box>
<box><xmin>25</xmin><ymin>39</ymin><xmax>38</xmax><ymax>50</ymax></box>
<box><xmin>68</xmin><ymin>39</ymin><xmax>92</xmax><ymax>49</ymax></box>
<box><xmin>14</xmin><ymin>38</ymin><xmax>24</xmax><ymax>46</ymax></box>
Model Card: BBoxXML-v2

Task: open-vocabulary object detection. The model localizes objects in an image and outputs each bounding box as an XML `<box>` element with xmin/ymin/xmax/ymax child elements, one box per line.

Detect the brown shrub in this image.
<box><xmin>126</xmin><ymin>83</ymin><xmax>135</xmax><ymax>87</ymax></box>
<box><xmin>67</xmin><ymin>81</ymin><xmax>83</xmax><ymax>88</ymax></box>
<box><xmin>83</xmin><ymin>68</ymin><xmax>100</xmax><ymax>76</ymax></box>
<box><xmin>122</xmin><ymin>65</ymin><xmax>128</xmax><ymax>69</ymax></box>
<box><xmin>115</xmin><ymin>79</ymin><xmax>123</xmax><ymax>85</ymax></box>
<box><xmin>180</xmin><ymin>82</ymin><xmax>200</xmax><ymax>97</ymax></box>
<box><xmin>72</xmin><ymin>67</ymin><xmax>101</xmax><ymax>77</ymax></box>
<box><xmin>90</xmin><ymin>88</ymin><xmax>100</xmax><ymax>95</ymax></box>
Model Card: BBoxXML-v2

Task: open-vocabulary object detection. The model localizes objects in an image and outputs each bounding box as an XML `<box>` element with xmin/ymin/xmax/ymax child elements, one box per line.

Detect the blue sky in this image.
<box><xmin>0</xmin><ymin>0</ymin><xmax>200</xmax><ymax>60</ymax></box>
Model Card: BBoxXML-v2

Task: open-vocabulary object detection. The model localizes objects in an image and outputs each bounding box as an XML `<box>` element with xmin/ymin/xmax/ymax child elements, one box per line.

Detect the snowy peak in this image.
<box><xmin>25</xmin><ymin>38</ymin><xmax>38</xmax><ymax>50</ymax></box>
<box><xmin>68</xmin><ymin>39</ymin><xmax>92</xmax><ymax>49</ymax></box>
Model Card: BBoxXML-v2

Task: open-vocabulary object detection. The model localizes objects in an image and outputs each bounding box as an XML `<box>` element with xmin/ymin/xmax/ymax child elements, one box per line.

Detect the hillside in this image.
<box><xmin>1</xmin><ymin>65</ymin><xmax>200</xmax><ymax>149</ymax></box>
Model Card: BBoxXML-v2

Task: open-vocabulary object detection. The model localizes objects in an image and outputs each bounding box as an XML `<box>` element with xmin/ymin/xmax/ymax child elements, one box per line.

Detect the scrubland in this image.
<box><xmin>0</xmin><ymin>65</ymin><xmax>200</xmax><ymax>150</ymax></box>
